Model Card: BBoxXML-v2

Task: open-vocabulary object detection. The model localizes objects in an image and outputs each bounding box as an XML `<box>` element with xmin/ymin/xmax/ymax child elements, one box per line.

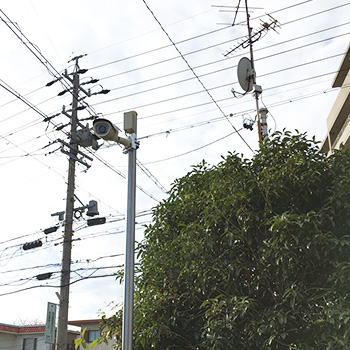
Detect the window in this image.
<box><xmin>88</xmin><ymin>330</ymin><xmax>100</xmax><ymax>342</ymax></box>
<box><xmin>22</xmin><ymin>338</ymin><xmax>37</xmax><ymax>350</ymax></box>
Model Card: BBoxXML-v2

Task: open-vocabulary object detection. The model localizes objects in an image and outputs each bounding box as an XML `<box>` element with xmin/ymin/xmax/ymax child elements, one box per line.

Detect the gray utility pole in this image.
<box><xmin>122</xmin><ymin>113</ymin><xmax>137</xmax><ymax>350</ymax></box>
<box><xmin>92</xmin><ymin>111</ymin><xmax>138</xmax><ymax>350</ymax></box>
<box><xmin>56</xmin><ymin>57</ymin><xmax>86</xmax><ymax>350</ymax></box>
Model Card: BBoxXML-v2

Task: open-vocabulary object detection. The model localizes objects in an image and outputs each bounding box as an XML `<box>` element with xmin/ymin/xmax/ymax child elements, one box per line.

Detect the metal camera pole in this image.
<box><xmin>122</xmin><ymin>112</ymin><xmax>138</xmax><ymax>350</ymax></box>
<box><xmin>92</xmin><ymin>112</ymin><xmax>138</xmax><ymax>350</ymax></box>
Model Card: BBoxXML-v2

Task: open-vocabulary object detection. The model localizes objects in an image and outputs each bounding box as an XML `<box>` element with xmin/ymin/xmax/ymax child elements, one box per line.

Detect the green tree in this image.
<box><xmin>100</xmin><ymin>131</ymin><xmax>350</xmax><ymax>349</ymax></box>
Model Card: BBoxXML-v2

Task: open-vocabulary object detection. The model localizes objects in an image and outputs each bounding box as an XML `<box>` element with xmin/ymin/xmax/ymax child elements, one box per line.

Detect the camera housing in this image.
<box><xmin>93</xmin><ymin>118</ymin><xmax>119</xmax><ymax>141</ymax></box>
<box><xmin>93</xmin><ymin>118</ymin><xmax>131</xmax><ymax>147</ymax></box>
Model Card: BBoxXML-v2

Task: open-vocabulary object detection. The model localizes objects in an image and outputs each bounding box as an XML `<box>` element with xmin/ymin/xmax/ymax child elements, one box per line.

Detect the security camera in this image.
<box><xmin>93</xmin><ymin>118</ymin><xmax>131</xmax><ymax>148</ymax></box>
<box><xmin>93</xmin><ymin>118</ymin><xmax>119</xmax><ymax>141</ymax></box>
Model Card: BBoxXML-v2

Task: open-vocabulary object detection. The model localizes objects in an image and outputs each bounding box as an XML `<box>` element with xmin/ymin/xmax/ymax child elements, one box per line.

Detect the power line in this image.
<box><xmin>143</xmin><ymin>1</ymin><xmax>252</xmax><ymax>153</ymax></box>
<box><xmin>144</xmin><ymin>129</ymin><xmax>241</xmax><ymax>165</ymax></box>
<box><xmin>96</xmin><ymin>21</ymin><xmax>350</xmax><ymax>97</ymax></box>
<box><xmin>282</xmin><ymin>2</ymin><xmax>350</xmax><ymax>26</ymax></box>
<box><xmin>0</xmin><ymin>273</ymin><xmax>117</xmax><ymax>297</ymax></box>
<box><xmin>1</xmin><ymin>19</ymin><xmax>347</xmax><ymax>149</ymax></box>
<box><xmin>98</xmin><ymin>45</ymin><xmax>346</xmax><ymax>125</ymax></box>
<box><xmin>0</xmin><ymin>17</ymin><xmax>345</xmax><ymax>142</ymax></box>
<box><xmin>0</xmin><ymin>210</ymin><xmax>152</xmax><ymax>255</ymax></box>
<box><xmin>84</xmin><ymin>147</ymin><xmax>161</xmax><ymax>202</ymax></box>
<box><xmin>137</xmin><ymin>78</ymin><xmax>350</xmax><ymax>165</ymax></box>
<box><xmin>136</xmin><ymin>159</ymin><xmax>168</xmax><ymax>193</ymax></box>
<box><xmin>89</xmin><ymin>34</ymin><xmax>348</xmax><ymax>110</ymax></box>
<box><xmin>87</xmin><ymin>0</ymin><xmax>316</xmax><ymax>72</ymax></box>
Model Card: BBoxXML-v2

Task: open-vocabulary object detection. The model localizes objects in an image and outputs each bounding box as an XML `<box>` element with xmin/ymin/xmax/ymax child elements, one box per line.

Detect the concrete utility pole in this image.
<box><xmin>56</xmin><ymin>58</ymin><xmax>80</xmax><ymax>350</ymax></box>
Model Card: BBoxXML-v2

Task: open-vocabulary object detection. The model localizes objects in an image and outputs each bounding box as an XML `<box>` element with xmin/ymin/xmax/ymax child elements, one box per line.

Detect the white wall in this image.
<box><xmin>0</xmin><ymin>333</ymin><xmax>55</xmax><ymax>350</ymax></box>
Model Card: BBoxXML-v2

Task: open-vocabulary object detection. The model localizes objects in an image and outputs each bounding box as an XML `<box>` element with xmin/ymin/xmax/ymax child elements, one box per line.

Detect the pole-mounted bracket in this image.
<box><xmin>123</xmin><ymin>134</ymin><xmax>139</xmax><ymax>154</ymax></box>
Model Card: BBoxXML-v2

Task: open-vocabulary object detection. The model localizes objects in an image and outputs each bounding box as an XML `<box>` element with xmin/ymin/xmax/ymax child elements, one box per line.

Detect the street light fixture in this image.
<box><xmin>93</xmin><ymin>111</ymin><xmax>138</xmax><ymax>350</ymax></box>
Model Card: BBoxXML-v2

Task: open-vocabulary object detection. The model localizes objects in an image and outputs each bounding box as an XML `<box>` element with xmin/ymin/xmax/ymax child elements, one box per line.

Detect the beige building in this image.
<box><xmin>68</xmin><ymin>319</ymin><xmax>116</xmax><ymax>350</ymax></box>
<box><xmin>321</xmin><ymin>42</ymin><xmax>350</xmax><ymax>154</ymax></box>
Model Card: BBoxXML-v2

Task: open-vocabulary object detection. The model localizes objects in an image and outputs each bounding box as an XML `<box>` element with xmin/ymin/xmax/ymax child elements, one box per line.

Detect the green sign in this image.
<box><xmin>45</xmin><ymin>302</ymin><xmax>57</xmax><ymax>344</ymax></box>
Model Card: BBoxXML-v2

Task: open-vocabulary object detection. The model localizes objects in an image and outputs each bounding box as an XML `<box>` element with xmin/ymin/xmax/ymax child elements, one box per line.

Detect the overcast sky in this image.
<box><xmin>0</xmin><ymin>0</ymin><xmax>349</xmax><ymax>325</ymax></box>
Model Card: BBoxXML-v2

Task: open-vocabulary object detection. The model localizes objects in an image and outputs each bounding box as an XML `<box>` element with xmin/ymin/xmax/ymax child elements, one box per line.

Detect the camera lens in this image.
<box><xmin>97</xmin><ymin>123</ymin><xmax>109</xmax><ymax>135</ymax></box>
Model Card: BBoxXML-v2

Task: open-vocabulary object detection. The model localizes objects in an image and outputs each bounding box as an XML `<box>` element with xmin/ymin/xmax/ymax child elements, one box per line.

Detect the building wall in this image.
<box><xmin>0</xmin><ymin>323</ymin><xmax>77</xmax><ymax>350</ymax></box>
<box><xmin>0</xmin><ymin>333</ymin><xmax>51</xmax><ymax>350</ymax></box>
<box><xmin>69</xmin><ymin>320</ymin><xmax>115</xmax><ymax>350</ymax></box>
<box><xmin>321</xmin><ymin>42</ymin><xmax>350</xmax><ymax>154</ymax></box>
<box><xmin>1</xmin><ymin>332</ymin><xmax>23</xmax><ymax>350</ymax></box>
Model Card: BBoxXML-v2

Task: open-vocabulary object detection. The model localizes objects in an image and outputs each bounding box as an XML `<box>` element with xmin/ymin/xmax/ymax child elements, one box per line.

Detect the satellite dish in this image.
<box><xmin>237</xmin><ymin>57</ymin><xmax>253</xmax><ymax>92</ymax></box>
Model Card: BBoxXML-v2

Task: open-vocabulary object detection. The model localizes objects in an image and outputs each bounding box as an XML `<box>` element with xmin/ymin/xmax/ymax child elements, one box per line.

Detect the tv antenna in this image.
<box><xmin>223</xmin><ymin>0</ymin><xmax>280</xmax><ymax>142</ymax></box>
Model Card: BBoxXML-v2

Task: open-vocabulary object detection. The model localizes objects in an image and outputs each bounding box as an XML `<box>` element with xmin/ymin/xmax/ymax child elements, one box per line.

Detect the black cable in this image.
<box><xmin>89</xmin><ymin>36</ymin><xmax>348</xmax><ymax>110</ymax></box>
<box><xmin>98</xmin><ymin>21</ymin><xmax>350</xmax><ymax>96</ymax></box>
<box><xmin>1</xmin><ymin>19</ymin><xmax>347</xmax><ymax>146</ymax></box>
<box><xmin>0</xmin><ymin>10</ymin><xmax>101</xmax><ymax>120</ymax></box>
<box><xmin>282</xmin><ymin>2</ymin><xmax>350</xmax><ymax>27</ymax></box>
<box><xmin>87</xmin><ymin>0</ymin><xmax>316</xmax><ymax>71</ymax></box>
<box><xmin>1</xmin><ymin>17</ymin><xmax>345</xmax><ymax>138</ymax></box>
<box><xmin>84</xmin><ymin>147</ymin><xmax>160</xmax><ymax>202</ymax></box>
<box><xmin>99</xmin><ymin>48</ymin><xmax>346</xmax><ymax>124</ymax></box>
<box><xmin>84</xmin><ymin>2</ymin><xmax>349</xmax><ymax>88</ymax></box>
<box><xmin>144</xmin><ymin>129</ymin><xmax>242</xmax><ymax>165</ymax></box>
<box><xmin>136</xmin><ymin>159</ymin><xmax>168</xmax><ymax>193</ymax></box>
<box><xmin>0</xmin><ymin>273</ymin><xmax>117</xmax><ymax>297</ymax></box>
<box><xmin>0</xmin><ymin>210</ymin><xmax>151</xmax><ymax>256</ymax></box>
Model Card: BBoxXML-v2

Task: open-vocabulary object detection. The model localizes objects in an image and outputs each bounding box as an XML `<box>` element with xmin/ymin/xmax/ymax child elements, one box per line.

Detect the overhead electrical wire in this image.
<box><xmin>1</xmin><ymin>265</ymin><xmax>122</xmax><ymax>289</ymax></box>
<box><xmin>135</xmin><ymin>79</ymin><xmax>350</xmax><ymax>165</ymax></box>
<box><xmin>1</xmin><ymin>0</ymin><xmax>348</xmax><ymax>300</ymax></box>
<box><xmin>0</xmin><ymin>1</ymin><xmax>348</xmax><ymax>258</ymax></box>
<box><xmin>129</xmin><ymin>69</ymin><xmax>341</xmax><ymax>142</ymax></box>
<box><xmin>0</xmin><ymin>73</ymin><xmax>161</xmax><ymax>204</ymax></box>
<box><xmin>0</xmin><ymin>13</ymin><xmax>348</xmax><ymax>142</ymax></box>
<box><xmin>140</xmin><ymin>90</ymin><xmax>342</xmax><ymax>165</ymax></box>
<box><xmin>0</xmin><ymin>273</ymin><xmax>117</xmax><ymax>297</ymax></box>
<box><xmin>0</xmin><ymin>79</ymin><xmax>52</xmax><ymax>124</ymax></box>
<box><xmin>0</xmin><ymin>10</ymin><xmax>102</xmax><ymax>120</ymax></box>
<box><xmin>84</xmin><ymin>146</ymin><xmax>161</xmax><ymax>202</ymax></box>
<box><xmin>136</xmin><ymin>159</ymin><xmax>168</xmax><ymax>193</ymax></box>
<box><xmin>144</xmin><ymin>129</ymin><xmax>242</xmax><ymax>165</ymax></box>
<box><xmin>0</xmin><ymin>2</ymin><xmax>345</xmax><ymax>132</ymax></box>
<box><xmin>84</xmin><ymin>3</ymin><xmax>346</xmax><ymax>90</ymax></box>
<box><xmin>1</xmin><ymin>20</ymin><xmax>347</xmax><ymax>147</ymax></box>
<box><xmin>87</xmin><ymin>0</ymin><xmax>316</xmax><ymax>71</ymax></box>
<box><xmin>90</xmin><ymin>35</ymin><xmax>348</xmax><ymax>110</ymax></box>
<box><xmin>282</xmin><ymin>2</ymin><xmax>350</xmax><ymax>27</ymax></box>
<box><xmin>0</xmin><ymin>254</ymin><xmax>124</xmax><ymax>277</ymax></box>
<box><xmin>108</xmin><ymin>0</ymin><xmax>254</xmax><ymax>155</ymax></box>
<box><xmin>0</xmin><ymin>10</ymin><xmax>62</xmax><ymax>81</ymax></box>
<box><xmin>0</xmin><ymin>209</ymin><xmax>152</xmax><ymax>256</ymax></box>
<box><xmin>1</xmin><ymin>46</ymin><xmax>340</xmax><ymax>168</ymax></box>
<box><xmin>0</xmin><ymin>42</ymin><xmax>344</xmax><ymax>164</ymax></box>
<box><xmin>0</xmin><ymin>20</ymin><xmax>154</xmax><ymax>211</ymax></box>
<box><xmin>96</xmin><ymin>21</ymin><xmax>350</xmax><ymax>96</ymax></box>
<box><xmin>98</xmin><ymin>45</ymin><xmax>347</xmax><ymax>124</ymax></box>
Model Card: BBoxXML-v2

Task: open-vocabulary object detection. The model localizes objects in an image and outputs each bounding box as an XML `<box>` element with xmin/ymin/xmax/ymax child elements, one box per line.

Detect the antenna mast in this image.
<box><xmin>244</xmin><ymin>0</ymin><xmax>267</xmax><ymax>142</ymax></box>
<box><xmin>244</xmin><ymin>0</ymin><xmax>261</xmax><ymax>140</ymax></box>
<box><xmin>223</xmin><ymin>0</ymin><xmax>279</xmax><ymax>142</ymax></box>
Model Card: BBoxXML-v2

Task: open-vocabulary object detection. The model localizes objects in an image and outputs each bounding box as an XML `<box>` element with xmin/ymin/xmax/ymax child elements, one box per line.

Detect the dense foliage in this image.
<box><xmin>100</xmin><ymin>131</ymin><xmax>350</xmax><ymax>349</ymax></box>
